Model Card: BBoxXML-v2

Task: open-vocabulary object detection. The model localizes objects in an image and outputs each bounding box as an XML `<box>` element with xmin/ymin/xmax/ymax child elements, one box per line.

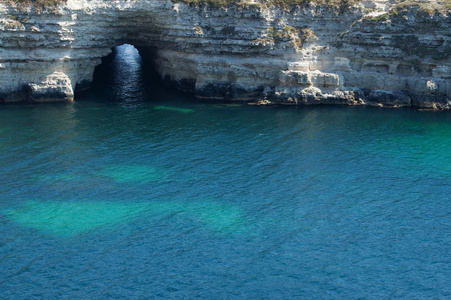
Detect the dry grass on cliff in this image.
<box><xmin>2</xmin><ymin>0</ymin><xmax>359</xmax><ymax>11</ymax></box>
<box><xmin>175</xmin><ymin>0</ymin><xmax>359</xmax><ymax>11</ymax></box>
<box><xmin>267</xmin><ymin>0</ymin><xmax>358</xmax><ymax>10</ymax></box>
<box><xmin>1</xmin><ymin>0</ymin><xmax>66</xmax><ymax>10</ymax></box>
<box><xmin>392</xmin><ymin>0</ymin><xmax>451</xmax><ymax>14</ymax></box>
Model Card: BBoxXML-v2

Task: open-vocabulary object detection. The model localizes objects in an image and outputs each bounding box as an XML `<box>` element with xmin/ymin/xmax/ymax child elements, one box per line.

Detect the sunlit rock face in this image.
<box><xmin>0</xmin><ymin>0</ymin><xmax>450</xmax><ymax>108</ymax></box>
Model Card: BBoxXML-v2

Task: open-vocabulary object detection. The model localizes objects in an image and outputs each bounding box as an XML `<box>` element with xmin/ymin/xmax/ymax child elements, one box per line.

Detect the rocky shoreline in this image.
<box><xmin>0</xmin><ymin>0</ymin><xmax>450</xmax><ymax>108</ymax></box>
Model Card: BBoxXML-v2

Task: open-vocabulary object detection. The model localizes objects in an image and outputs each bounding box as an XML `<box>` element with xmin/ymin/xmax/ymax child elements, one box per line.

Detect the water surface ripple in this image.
<box><xmin>0</xmin><ymin>45</ymin><xmax>450</xmax><ymax>299</ymax></box>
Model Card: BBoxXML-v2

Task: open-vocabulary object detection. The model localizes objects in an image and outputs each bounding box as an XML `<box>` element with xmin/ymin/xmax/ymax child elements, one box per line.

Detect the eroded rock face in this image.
<box><xmin>0</xmin><ymin>0</ymin><xmax>450</xmax><ymax>108</ymax></box>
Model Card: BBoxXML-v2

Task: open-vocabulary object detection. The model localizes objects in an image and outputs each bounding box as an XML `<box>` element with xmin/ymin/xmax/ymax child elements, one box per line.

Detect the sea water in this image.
<box><xmin>0</xmin><ymin>45</ymin><xmax>450</xmax><ymax>299</ymax></box>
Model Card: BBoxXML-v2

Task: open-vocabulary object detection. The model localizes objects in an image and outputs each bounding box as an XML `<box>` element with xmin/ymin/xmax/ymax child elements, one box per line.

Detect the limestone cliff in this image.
<box><xmin>0</xmin><ymin>0</ymin><xmax>450</xmax><ymax>108</ymax></box>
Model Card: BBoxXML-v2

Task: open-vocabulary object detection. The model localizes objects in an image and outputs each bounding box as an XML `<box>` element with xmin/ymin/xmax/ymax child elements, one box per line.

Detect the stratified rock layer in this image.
<box><xmin>0</xmin><ymin>0</ymin><xmax>450</xmax><ymax>108</ymax></box>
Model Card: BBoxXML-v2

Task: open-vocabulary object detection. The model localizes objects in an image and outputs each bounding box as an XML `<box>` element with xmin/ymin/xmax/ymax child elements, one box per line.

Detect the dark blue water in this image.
<box><xmin>1</xmin><ymin>45</ymin><xmax>450</xmax><ymax>299</ymax></box>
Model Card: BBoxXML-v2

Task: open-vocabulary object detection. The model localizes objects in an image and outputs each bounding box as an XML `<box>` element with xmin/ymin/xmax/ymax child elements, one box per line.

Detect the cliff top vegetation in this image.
<box><xmin>2</xmin><ymin>0</ymin><xmax>449</xmax><ymax>15</ymax></box>
<box><xmin>176</xmin><ymin>0</ymin><xmax>451</xmax><ymax>15</ymax></box>
<box><xmin>392</xmin><ymin>0</ymin><xmax>451</xmax><ymax>14</ymax></box>
<box><xmin>0</xmin><ymin>0</ymin><xmax>65</xmax><ymax>10</ymax></box>
<box><xmin>174</xmin><ymin>0</ymin><xmax>359</xmax><ymax>11</ymax></box>
<box><xmin>1</xmin><ymin>0</ymin><xmax>359</xmax><ymax>10</ymax></box>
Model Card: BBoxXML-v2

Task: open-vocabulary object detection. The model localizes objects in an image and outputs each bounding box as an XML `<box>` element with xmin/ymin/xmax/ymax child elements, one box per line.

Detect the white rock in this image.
<box><xmin>0</xmin><ymin>0</ymin><xmax>449</xmax><ymax>109</ymax></box>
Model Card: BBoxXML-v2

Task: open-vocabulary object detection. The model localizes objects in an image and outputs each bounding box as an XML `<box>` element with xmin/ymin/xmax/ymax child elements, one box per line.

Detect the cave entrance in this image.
<box><xmin>90</xmin><ymin>44</ymin><xmax>162</xmax><ymax>104</ymax></box>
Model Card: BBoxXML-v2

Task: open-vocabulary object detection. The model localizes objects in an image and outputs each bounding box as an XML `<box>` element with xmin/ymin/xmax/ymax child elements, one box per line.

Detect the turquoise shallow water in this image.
<box><xmin>0</xmin><ymin>45</ymin><xmax>450</xmax><ymax>298</ymax></box>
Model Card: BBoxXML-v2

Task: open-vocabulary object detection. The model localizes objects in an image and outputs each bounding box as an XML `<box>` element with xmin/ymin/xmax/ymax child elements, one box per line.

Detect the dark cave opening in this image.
<box><xmin>86</xmin><ymin>44</ymin><xmax>165</xmax><ymax>103</ymax></box>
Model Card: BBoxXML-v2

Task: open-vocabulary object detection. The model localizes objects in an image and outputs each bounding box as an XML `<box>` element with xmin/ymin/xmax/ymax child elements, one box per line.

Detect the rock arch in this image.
<box><xmin>0</xmin><ymin>0</ymin><xmax>177</xmax><ymax>102</ymax></box>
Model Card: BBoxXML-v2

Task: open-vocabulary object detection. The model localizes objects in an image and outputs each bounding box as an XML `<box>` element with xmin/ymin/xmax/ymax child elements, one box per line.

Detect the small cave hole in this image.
<box><xmin>89</xmin><ymin>44</ymin><xmax>163</xmax><ymax>103</ymax></box>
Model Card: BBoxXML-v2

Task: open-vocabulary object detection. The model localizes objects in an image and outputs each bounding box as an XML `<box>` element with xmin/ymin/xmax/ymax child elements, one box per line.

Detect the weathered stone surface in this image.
<box><xmin>0</xmin><ymin>0</ymin><xmax>450</xmax><ymax>108</ymax></box>
<box><xmin>27</xmin><ymin>72</ymin><xmax>74</xmax><ymax>103</ymax></box>
<box><xmin>366</xmin><ymin>90</ymin><xmax>412</xmax><ymax>107</ymax></box>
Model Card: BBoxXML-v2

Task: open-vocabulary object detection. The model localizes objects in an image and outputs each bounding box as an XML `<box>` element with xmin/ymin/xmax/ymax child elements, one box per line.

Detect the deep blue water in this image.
<box><xmin>0</xmin><ymin>45</ymin><xmax>450</xmax><ymax>299</ymax></box>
